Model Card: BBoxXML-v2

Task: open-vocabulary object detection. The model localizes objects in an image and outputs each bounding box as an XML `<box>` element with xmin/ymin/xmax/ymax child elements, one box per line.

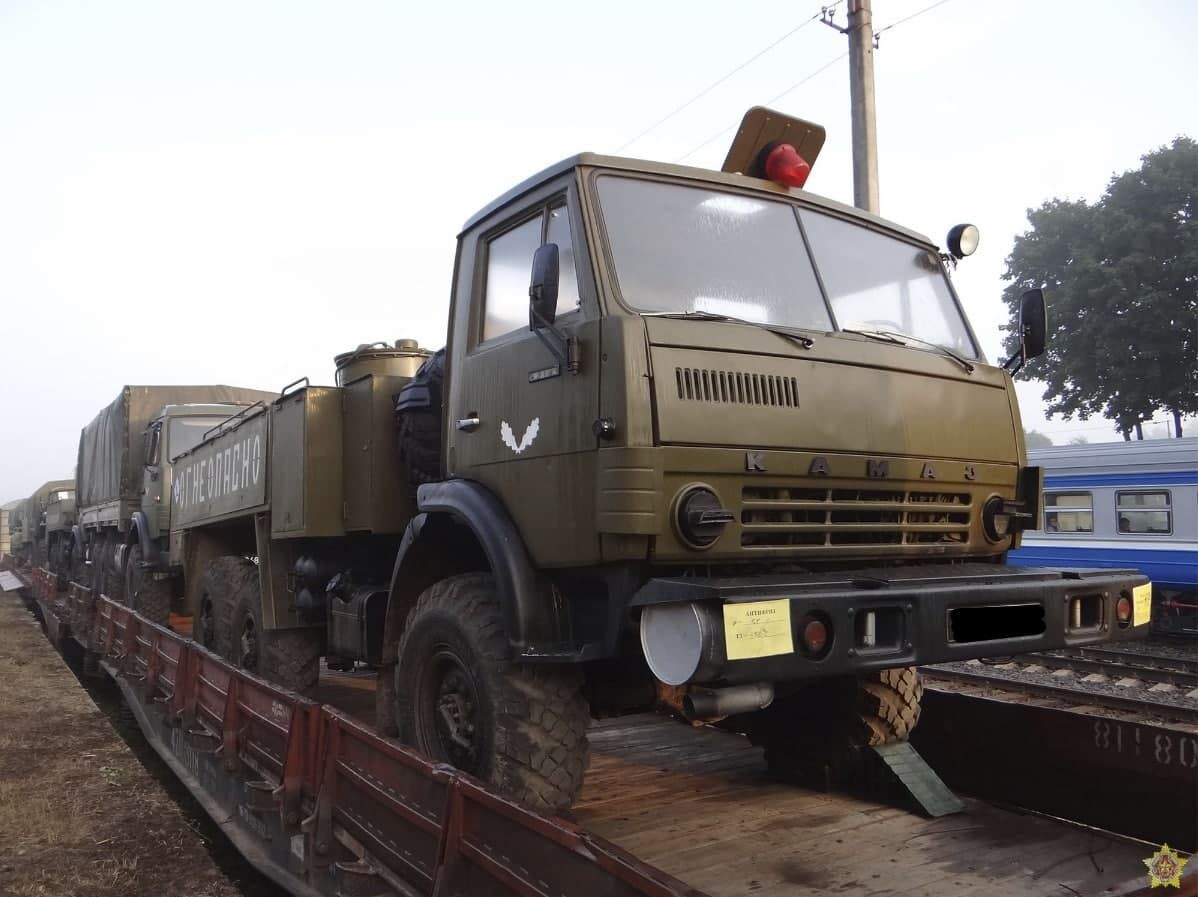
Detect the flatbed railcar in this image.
<box><xmin>1007</xmin><ymin>437</ymin><xmax>1198</xmax><ymax>636</ymax></box>
<box><xmin>19</xmin><ymin>569</ymin><xmax>1197</xmax><ymax>897</ymax></box>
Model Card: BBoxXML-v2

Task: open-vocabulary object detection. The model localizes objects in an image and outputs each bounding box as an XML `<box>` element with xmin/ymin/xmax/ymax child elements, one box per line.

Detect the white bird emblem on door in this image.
<box><xmin>500</xmin><ymin>418</ymin><xmax>540</xmax><ymax>454</ymax></box>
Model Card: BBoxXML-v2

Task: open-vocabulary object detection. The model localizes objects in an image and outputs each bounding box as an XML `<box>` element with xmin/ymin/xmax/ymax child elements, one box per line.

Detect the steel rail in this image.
<box><xmin>921</xmin><ymin>664</ymin><xmax>1198</xmax><ymax>725</ymax></box>
<box><xmin>1012</xmin><ymin>651</ymin><xmax>1198</xmax><ymax>690</ymax></box>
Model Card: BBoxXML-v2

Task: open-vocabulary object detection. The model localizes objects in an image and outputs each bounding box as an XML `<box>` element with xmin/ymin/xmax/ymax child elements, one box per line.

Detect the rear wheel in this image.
<box><xmin>124</xmin><ymin>543</ymin><xmax>172</xmax><ymax>625</ymax></box>
<box><xmin>197</xmin><ymin>556</ymin><xmax>254</xmax><ymax>660</ymax></box>
<box><xmin>227</xmin><ymin>562</ymin><xmax>321</xmax><ymax>695</ymax></box>
<box><xmin>395</xmin><ymin>573</ymin><xmax>591</xmax><ymax>814</ymax></box>
<box><xmin>104</xmin><ymin>531</ymin><xmax>124</xmax><ymax>602</ymax></box>
<box><xmin>749</xmin><ymin>667</ymin><xmax>923</xmax><ymax>784</ymax></box>
<box><xmin>89</xmin><ymin>536</ymin><xmax>105</xmax><ymax>596</ymax></box>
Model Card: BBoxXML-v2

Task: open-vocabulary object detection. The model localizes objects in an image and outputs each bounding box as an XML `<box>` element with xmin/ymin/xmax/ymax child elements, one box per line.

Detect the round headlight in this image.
<box><xmin>947</xmin><ymin>223</ymin><xmax>980</xmax><ymax>259</ymax></box>
<box><xmin>673</xmin><ymin>485</ymin><xmax>732</xmax><ymax>549</ymax></box>
<box><xmin>982</xmin><ymin>496</ymin><xmax>1012</xmax><ymax>542</ymax></box>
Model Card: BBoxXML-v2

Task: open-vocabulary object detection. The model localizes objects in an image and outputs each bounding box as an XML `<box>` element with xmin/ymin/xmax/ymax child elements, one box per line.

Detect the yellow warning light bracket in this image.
<box><xmin>722</xmin><ymin>106</ymin><xmax>826</xmax><ymax>177</ymax></box>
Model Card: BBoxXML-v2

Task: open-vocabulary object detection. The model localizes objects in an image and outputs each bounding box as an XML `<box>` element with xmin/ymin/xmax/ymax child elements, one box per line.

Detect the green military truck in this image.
<box><xmin>168</xmin><ymin>108</ymin><xmax>1151</xmax><ymax>814</ymax></box>
<box><xmin>75</xmin><ymin>385</ymin><xmax>278</xmax><ymax>617</ymax></box>
<box><xmin>9</xmin><ymin>479</ymin><xmax>75</xmax><ymax>568</ymax></box>
<box><xmin>42</xmin><ymin>484</ymin><xmax>77</xmax><ymax>575</ymax></box>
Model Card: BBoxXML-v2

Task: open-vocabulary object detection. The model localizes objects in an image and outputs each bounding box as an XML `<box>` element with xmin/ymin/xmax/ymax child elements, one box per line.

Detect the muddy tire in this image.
<box><xmin>88</xmin><ymin>537</ymin><xmax>106</xmax><ymax>597</ymax></box>
<box><xmin>104</xmin><ymin>531</ymin><xmax>125</xmax><ymax>603</ymax></box>
<box><xmin>226</xmin><ymin>562</ymin><xmax>321</xmax><ymax>695</ymax></box>
<box><xmin>197</xmin><ymin>556</ymin><xmax>255</xmax><ymax>660</ymax></box>
<box><xmin>749</xmin><ymin>667</ymin><xmax>923</xmax><ymax>783</ymax></box>
<box><xmin>857</xmin><ymin>667</ymin><xmax>922</xmax><ymax>743</ymax></box>
<box><xmin>395</xmin><ymin>573</ymin><xmax>590</xmax><ymax>814</ymax></box>
<box><xmin>124</xmin><ymin>543</ymin><xmax>172</xmax><ymax>625</ymax></box>
<box><xmin>395</xmin><ymin>347</ymin><xmax>444</xmax><ymax>489</ymax></box>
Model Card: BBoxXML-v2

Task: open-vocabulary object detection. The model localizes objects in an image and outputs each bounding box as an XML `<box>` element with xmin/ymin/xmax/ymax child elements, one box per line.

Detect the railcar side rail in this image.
<box><xmin>26</xmin><ymin>567</ymin><xmax>701</xmax><ymax>897</ymax></box>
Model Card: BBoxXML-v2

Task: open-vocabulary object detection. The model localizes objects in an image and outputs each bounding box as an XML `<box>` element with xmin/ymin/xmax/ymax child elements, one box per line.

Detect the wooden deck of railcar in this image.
<box><xmin>317</xmin><ymin>669</ymin><xmax>1157</xmax><ymax>897</ymax></box>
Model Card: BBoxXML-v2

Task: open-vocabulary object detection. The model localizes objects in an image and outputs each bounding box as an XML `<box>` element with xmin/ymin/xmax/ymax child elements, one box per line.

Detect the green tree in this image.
<box><xmin>1001</xmin><ymin>137</ymin><xmax>1198</xmax><ymax>438</ymax></box>
<box><xmin>1023</xmin><ymin>429</ymin><xmax>1054</xmax><ymax>449</ymax></box>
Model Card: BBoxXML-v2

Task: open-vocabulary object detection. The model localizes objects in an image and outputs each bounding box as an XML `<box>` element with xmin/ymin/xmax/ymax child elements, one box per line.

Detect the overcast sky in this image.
<box><xmin>1</xmin><ymin>0</ymin><xmax>1194</xmax><ymax>501</ymax></box>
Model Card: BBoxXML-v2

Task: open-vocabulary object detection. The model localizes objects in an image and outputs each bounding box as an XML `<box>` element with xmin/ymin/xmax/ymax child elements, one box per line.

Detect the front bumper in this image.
<box><xmin>632</xmin><ymin>563</ymin><xmax>1150</xmax><ymax>685</ymax></box>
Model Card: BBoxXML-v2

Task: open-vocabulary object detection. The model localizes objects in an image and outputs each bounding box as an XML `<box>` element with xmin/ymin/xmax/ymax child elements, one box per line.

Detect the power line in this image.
<box><xmin>873</xmin><ymin>0</ymin><xmax>958</xmax><ymax>44</ymax></box>
<box><xmin>674</xmin><ymin>52</ymin><xmax>848</xmax><ymax>163</ymax></box>
<box><xmin>665</xmin><ymin>0</ymin><xmax>959</xmax><ymax>167</ymax></box>
<box><xmin>615</xmin><ymin>3</ymin><xmax>840</xmax><ymax>154</ymax></box>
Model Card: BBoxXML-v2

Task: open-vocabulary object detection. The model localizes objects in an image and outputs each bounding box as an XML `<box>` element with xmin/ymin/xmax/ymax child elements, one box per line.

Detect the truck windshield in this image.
<box><xmin>798</xmin><ymin>209</ymin><xmax>978</xmax><ymax>359</ymax></box>
<box><xmin>595</xmin><ymin>175</ymin><xmax>977</xmax><ymax>359</ymax></box>
<box><xmin>168</xmin><ymin>417</ymin><xmax>227</xmax><ymax>460</ymax></box>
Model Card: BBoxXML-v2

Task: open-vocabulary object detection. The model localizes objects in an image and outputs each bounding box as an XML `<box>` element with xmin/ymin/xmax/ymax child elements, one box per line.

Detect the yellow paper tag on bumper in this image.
<box><xmin>723</xmin><ymin>599</ymin><xmax>794</xmax><ymax>660</ymax></box>
<box><xmin>1133</xmin><ymin>583</ymin><xmax>1152</xmax><ymax>627</ymax></box>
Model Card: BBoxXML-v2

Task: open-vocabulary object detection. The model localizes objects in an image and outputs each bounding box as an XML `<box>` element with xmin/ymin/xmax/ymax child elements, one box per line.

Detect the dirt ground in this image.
<box><xmin>0</xmin><ymin>593</ymin><xmax>241</xmax><ymax>897</ymax></box>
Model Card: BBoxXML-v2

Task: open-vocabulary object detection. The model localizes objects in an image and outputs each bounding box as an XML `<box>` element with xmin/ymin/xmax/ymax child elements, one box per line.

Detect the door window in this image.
<box><xmin>482</xmin><ymin>202</ymin><xmax>580</xmax><ymax>344</ymax></box>
<box><xmin>146</xmin><ymin>423</ymin><xmax>162</xmax><ymax>466</ymax></box>
<box><xmin>546</xmin><ymin>206</ymin><xmax>580</xmax><ymax>316</ymax></box>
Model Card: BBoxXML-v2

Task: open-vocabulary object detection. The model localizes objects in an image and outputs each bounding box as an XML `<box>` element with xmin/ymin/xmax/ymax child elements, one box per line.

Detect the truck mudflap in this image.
<box><xmin>27</xmin><ymin>569</ymin><xmax>699</xmax><ymax>897</ymax></box>
<box><xmin>632</xmin><ymin>562</ymin><xmax>1151</xmax><ymax>686</ymax></box>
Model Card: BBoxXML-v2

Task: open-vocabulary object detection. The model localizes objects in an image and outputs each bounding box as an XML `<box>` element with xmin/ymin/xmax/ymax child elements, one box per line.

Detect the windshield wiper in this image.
<box><xmin>842</xmin><ymin>328</ymin><xmax>974</xmax><ymax>373</ymax></box>
<box><xmin>841</xmin><ymin>328</ymin><xmax>905</xmax><ymax>345</ymax></box>
<box><xmin>644</xmin><ymin>311</ymin><xmax>814</xmax><ymax>349</ymax></box>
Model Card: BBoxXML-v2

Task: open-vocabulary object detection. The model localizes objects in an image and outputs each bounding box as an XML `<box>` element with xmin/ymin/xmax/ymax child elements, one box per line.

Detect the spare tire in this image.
<box><xmin>396</xmin><ymin>346</ymin><xmax>445</xmax><ymax>491</ymax></box>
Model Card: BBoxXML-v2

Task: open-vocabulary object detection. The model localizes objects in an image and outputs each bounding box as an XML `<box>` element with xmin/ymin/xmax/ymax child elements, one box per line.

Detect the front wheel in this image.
<box><xmin>395</xmin><ymin>573</ymin><xmax>591</xmax><ymax>814</ymax></box>
<box><xmin>748</xmin><ymin>667</ymin><xmax>923</xmax><ymax>784</ymax></box>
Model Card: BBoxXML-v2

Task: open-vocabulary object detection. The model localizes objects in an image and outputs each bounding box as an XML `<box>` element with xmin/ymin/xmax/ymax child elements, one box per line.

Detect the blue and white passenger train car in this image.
<box><xmin>1007</xmin><ymin>436</ymin><xmax>1198</xmax><ymax>636</ymax></box>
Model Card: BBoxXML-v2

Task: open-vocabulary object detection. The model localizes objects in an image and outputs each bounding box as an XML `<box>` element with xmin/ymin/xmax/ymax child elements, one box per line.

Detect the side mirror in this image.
<box><xmin>1018</xmin><ymin>288</ymin><xmax>1047</xmax><ymax>360</ymax></box>
<box><xmin>1003</xmin><ymin>287</ymin><xmax>1047</xmax><ymax>374</ymax></box>
<box><xmin>529</xmin><ymin>243</ymin><xmax>560</xmax><ymax>330</ymax></box>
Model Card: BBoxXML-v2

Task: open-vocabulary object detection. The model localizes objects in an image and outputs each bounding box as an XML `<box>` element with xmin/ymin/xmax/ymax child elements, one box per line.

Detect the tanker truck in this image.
<box><xmin>165</xmin><ymin>108</ymin><xmax>1151</xmax><ymax>815</ymax></box>
<box><xmin>74</xmin><ymin>385</ymin><xmax>278</xmax><ymax>618</ymax></box>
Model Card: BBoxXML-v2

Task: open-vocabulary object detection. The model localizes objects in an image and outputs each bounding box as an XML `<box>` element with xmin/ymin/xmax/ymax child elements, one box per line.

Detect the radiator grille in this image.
<box><xmin>741</xmin><ymin>486</ymin><xmax>971</xmax><ymax>548</ymax></box>
<box><xmin>675</xmin><ymin>368</ymin><xmax>799</xmax><ymax>408</ymax></box>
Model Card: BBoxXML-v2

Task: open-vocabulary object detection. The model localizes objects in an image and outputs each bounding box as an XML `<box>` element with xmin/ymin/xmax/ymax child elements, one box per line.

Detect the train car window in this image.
<box><xmin>1115</xmin><ymin>490</ymin><xmax>1172</xmax><ymax>535</ymax></box>
<box><xmin>1043</xmin><ymin>492</ymin><xmax>1093</xmax><ymax>533</ymax></box>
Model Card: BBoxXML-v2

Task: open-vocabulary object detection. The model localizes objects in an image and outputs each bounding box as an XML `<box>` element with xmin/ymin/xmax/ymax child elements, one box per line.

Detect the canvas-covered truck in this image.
<box><xmin>75</xmin><ymin>385</ymin><xmax>278</xmax><ymax>617</ymax></box>
<box><xmin>9</xmin><ymin>479</ymin><xmax>74</xmax><ymax>568</ymax></box>
<box><xmin>169</xmin><ymin>108</ymin><xmax>1152</xmax><ymax>815</ymax></box>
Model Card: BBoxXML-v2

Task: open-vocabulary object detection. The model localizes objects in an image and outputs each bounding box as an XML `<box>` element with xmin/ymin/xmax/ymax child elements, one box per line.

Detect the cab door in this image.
<box><xmin>141</xmin><ymin>419</ymin><xmax>164</xmax><ymax>539</ymax></box>
<box><xmin>447</xmin><ymin>178</ymin><xmax>601</xmax><ymax>567</ymax></box>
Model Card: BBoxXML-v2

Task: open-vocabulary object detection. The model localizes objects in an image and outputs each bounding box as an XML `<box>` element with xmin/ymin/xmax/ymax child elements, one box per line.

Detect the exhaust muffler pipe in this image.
<box><xmin>683</xmin><ymin>683</ymin><xmax>774</xmax><ymax>720</ymax></box>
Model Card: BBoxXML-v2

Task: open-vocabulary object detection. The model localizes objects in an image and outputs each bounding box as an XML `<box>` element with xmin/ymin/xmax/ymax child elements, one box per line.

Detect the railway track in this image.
<box><xmin>1061</xmin><ymin>641</ymin><xmax>1198</xmax><ymax>675</ymax></box>
<box><xmin>1021</xmin><ymin>649</ymin><xmax>1198</xmax><ymax>690</ymax></box>
<box><xmin>924</xmin><ymin>636</ymin><xmax>1198</xmax><ymax>725</ymax></box>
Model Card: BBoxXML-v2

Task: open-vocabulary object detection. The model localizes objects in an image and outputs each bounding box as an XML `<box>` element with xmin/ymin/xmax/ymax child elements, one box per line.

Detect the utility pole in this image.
<box><xmin>823</xmin><ymin>0</ymin><xmax>880</xmax><ymax>214</ymax></box>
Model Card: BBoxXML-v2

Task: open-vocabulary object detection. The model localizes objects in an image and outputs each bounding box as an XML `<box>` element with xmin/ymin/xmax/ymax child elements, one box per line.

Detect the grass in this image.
<box><xmin>0</xmin><ymin>595</ymin><xmax>241</xmax><ymax>897</ymax></box>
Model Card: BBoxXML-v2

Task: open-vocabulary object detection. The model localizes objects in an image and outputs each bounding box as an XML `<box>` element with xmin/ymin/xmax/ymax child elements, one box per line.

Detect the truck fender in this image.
<box><xmin>128</xmin><ymin>512</ymin><xmax>162</xmax><ymax>567</ymax></box>
<box><xmin>386</xmin><ymin>479</ymin><xmax>576</xmax><ymax>658</ymax></box>
<box><xmin>374</xmin><ymin>480</ymin><xmax>576</xmax><ymax>737</ymax></box>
